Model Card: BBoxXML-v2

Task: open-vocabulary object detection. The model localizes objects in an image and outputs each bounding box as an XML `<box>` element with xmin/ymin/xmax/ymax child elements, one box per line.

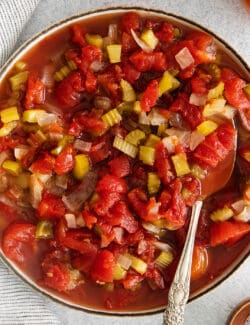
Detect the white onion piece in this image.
<box><xmin>148</xmin><ymin>109</ymin><xmax>168</xmax><ymax>125</ymax></box>
<box><xmin>94</xmin><ymin>96</ymin><xmax>112</xmax><ymax>110</ymax></box>
<box><xmin>103</xmin><ymin>36</ymin><xmax>113</xmax><ymax>48</ymax></box>
<box><xmin>0</xmin><ymin>151</ymin><xmax>9</xmax><ymax>165</ymax></box>
<box><xmin>189</xmin><ymin>93</ymin><xmax>207</xmax><ymax>106</ymax></box>
<box><xmin>231</xmin><ymin>200</ymin><xmax>246</xmax><ymax>214</ymax></box>
<box><xmin>147</xmin><ymin>202</ymin><xmax>161</xmax><ymax>215</ymax></box>
<box><xmin>139</xmin><ymin>111</ymin><xmax>150</xmax><ymax>125</ymax></box>
<box><xmin>113</xmin><ymin>227</ymin><xmax>124</xmax><ymax>244</ymax></box>
<box><xmin>90</xmin><ymin>61</ymin><xmax>105</xmax><ymax>72</ymax></box>
<box><xmin>137</xmin><ymin>239</ymin><xmax>148</xmax><ymax>255</ymax></box>
<box><xmin>189</xmin><ymin>131</ymin><xmax>205</xmax><ymax>151</ymax></box>
<box><xmin>41</xmin><ymin>64</ymin><xmax>55</xmax><ymax>88</ymax></box>
<box><xmin>154</xmin><ymin>241</ymin><xmax>173</xmax><ymax>252</ymax></box>
<box><xmin>14</xmin><ymin>146</ymin><xmax>29</xmax><ymax>160</ymax></box>
<box><xmin>29</xmin><ymin>174</ymin><xmax>44</xmax><ymax>208</ymax></box>
<box><xmin>117</xmin><ymin>254</ymin><xmax>132</xmax><ymax>270</ymax></box>
<box><xmin>131</xmin><ymin>29</ymin><xmax>152</xmax><ymax>53</ymax></box>
<box><xmin>223</xmin><ymin>104</ymin><xmax>237</xmax><ymax>120</ymax></box>
<box><xmin>108</xmin><ymin>24</ymin><xmax>118</xmax><ymax>42</ymax></box>
<box><xmin>73</xmin><ymin>139</ymin><xmax>92</xmax><ymax>152</ymax></box>
<box><xmin>162</xmin><ymin>135</ymin><xmax>179</xmax><ymax>154</ymax></box>
<box><xmin>37</xmin><ymin>112</ymin><xmax>58</xmax><ymax>127</ymax></box>
<box><xmin>55</xmin><ymin>174</ymin><xmax>68</xmax><ymax>189</ymax></box>
<box><xmin>65</xmin><ymin>213</ymin><xmax>77</xmax><ymax>228</ymax></box>
<box><xmin>175</xmin><ymin>47</ymin><xmax>195</xmax><ymax>70</ymax></box>
<box><xmin>48</xmin><ymin>132</ymin><xmax>64</xmax><ymax>141</ymax></box>
<box><xmin>142</xmin><ymin>222</ymin><xmax>161</xmax><ymax>234</ymax></box>
<box><xmin>233</xmin><ymin>206</ymin><xmax>250</xmax><ymax>222</ymax></box>
<box><xmin>76</xmin><ymin>213</ymin><xmax>86</xmax><ymax>227</ymax></box>
<box><xmin>203</xmin><ymin>98</ymin><xmax>227</xmax><ymax>117</ymax></box>
<box><xmin>0</xmin><ymin>193</ymin><xmax>17</xmax><ymax>207</ymax></box>
<box><xmin>165</xmin><ymin>128</ymin><xmax>191</xmax><ymax>148</ymax></box>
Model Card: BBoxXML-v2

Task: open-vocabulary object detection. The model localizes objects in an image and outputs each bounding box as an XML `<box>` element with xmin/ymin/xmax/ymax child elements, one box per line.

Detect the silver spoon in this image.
<box><xmin>163</xmin><ymin>122</ymin><xmax>237</xmax><ymax>325</ymax></box>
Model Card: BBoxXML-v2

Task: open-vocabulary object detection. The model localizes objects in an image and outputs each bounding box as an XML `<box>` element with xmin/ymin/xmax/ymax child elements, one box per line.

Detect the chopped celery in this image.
<box><xmin>125</xmin><ymin>129</ymin><xmax>146</xmax><ymax>146</ymax></box>
<box><xmin>145</xmin><ymin>134</ymin><xmax>161</xmax><ymax>147</ymax></box>
<box><xmin>54</xmin><ymin>65</ymin><xmax>71</xmax><ymax>82</ymax></box>
<box><xmin>191</xmin><ymin>164</ymin><xmax>206</xmax><ymax>180</ymax></box>
<box><xmin>51</xmin><ymin>135</ymin><xmax>74</xmax><ymax>156</ymax></box>
<box><xmin>35</xmin><ymin>130</ymin><xmax>47</xmax><ymax>143</ymax></box>
<box><xmin>148</xmin><ymin>172</ymin><xmax>161</xmax><ymax>195</ymax></box>
<box><xmin>2</xmin><ymin>160</ymin><xmax>22</xmax><ymax>176</ymax></box>
<box><xmin>73</xmin><ymin>154</ymin><xmax>89</xmax><ymax>180</ymax></box>
<box><xmin>157</xmin><ymin>123</ymin><xmax>168</xmax><ymax>136</ymax></box>
<box><xmin>120</xmin><ymin>79</ymin><xmax>136</xmax><ymax>102</ymax></box>
<box><xmin>0</xmin><ymin>121</ymin><xmax>18</xmax><ymax>137</ymax></box>
<box><xmin>140</xmin><ymin>29</ymin><xmax>158</xmax><ymax>50</ymax></box>
<box><xmin>9</xmin><ymin>71</ymin><xmax>28</xmax><ymax>91</ymax></box>
<box><xmin>210</xmin><ymin>207</ymin><xmax>234</xmax><ymax>222</ymax></box>
<box><xmin>202</xmin><ymin>98</ymin><xmax>226</xmax><ymax>117</ymax></box>
<box><xmin>244</xmin><ymin>84</ymin><xmax>250</xmax><ymax>97</ymax></box>
<box><xmin>102</xmin><ymin>108</ymin><xmax>122</xmax><ymax>127</ymax></box>
<box><xmin>113</xmin><ymin>136</ymin><xmax>138</xmax><ymax>158</ymax></box>
<box><xmin>117</xmin><ymin>102</ymin><xmax>134</xmax><ymax>114</ymax></box>
<box><xmin>158</xmin><ymin>71</ymin><xmax>180</xmax><ymax>96</ymax></box>
<box><xmin>15</xmin><ymin>61</ymin><xmax>27</xmax><ymax>71</ymax></box>
<box><xmin>16</xmin><ymin>173</ymin><xmax>30</xmax><ymax>189</ymax></box>
<box><xmin>0</xmin><ymin>106</ymin><xmax>19</xmax><ymax>123</ymax></box>
<box><xmin>126</xmin><ymin>253</ymin><xmax>147</xmax><ymax>275</ymax></box>
<box><xmin>171</xmin><ymin>153</ymin><xmax>190</xmax><ymax>176</ymax></box>
<box><xmin>139</xmin><ymin>146</ymin><xmax>155</xmax><ymax>166</ymax></box>
<box><xmin>133</xmin><ymin>101</ymin><xmax>142</xmax><ymax>114</ymax></box>
<box><xmin>155</xmin><ymin>251</ymin><xmax>174</xmax><ymax>269</ymax></box>
<box><xmin>85</xmin><ymin>33</ymin><xmax>103</xmax><ymax>48</ymax></box>
<box><xmin>207</xmin><ymin>81</ymin><xmax>224</xmax><ymax>100</ymax></box>
<box><xmin>67</xmin><ymin>60</ymin><xmax>77</xmax><ymax>70</ymax></box>
<box><xmin>35</xmin><ymin>220</ymin><xmax>53</xmax><ymax>239</ymax></box>
<box><xmin>107</xmin><ymin>44</ymin><xmax>122</xmax><ymax>63</ymax></box>
<box><xmin>196</xmin><ymin>120</ymin><xmax>218</xmax><ymax>136</ymax></box>
<box><xmin>22</xmin><ymin>109</ymin><xmax>47</xmax><ymax>123</ymax></box>
<box><xmin>113</xmin><ymin>264</ymin><xmax>127</xmax><ymax>280</ymax></box>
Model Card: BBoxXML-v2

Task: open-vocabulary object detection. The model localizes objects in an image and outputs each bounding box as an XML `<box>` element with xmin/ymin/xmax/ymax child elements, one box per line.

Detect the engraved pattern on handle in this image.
<box><xmin>163</xmin><ymin>200</ymin><xmax>203</xmax><ymax>325</ymax></box>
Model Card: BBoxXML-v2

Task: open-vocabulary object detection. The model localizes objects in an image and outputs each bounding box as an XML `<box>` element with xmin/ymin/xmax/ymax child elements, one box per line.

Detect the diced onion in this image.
<box><xmin>142</xmin><ymin>222</ymin><xmax>161</xmax><ymax>234</ymax></box>
<box><xmin>94</xmin><ymin>96</ymin><xmax>112</xmax><ymax>110</ymax></box>
<box><xmin>90</xmin><ymin>61</ymin><xmax>105</xmax><ymax>72</ymax></box>
<box><xmin>73</xmin><ymin>139</ymin><xmax>92</xmax><ymax>153</ymax></box>
<box><xmin>0</xmin><ymin>151</ymin><xmax>9</xmax><ymax>165</ymax></box>
<box><xmin>189</xmin><ymin>131</ymin><xmax>205</xmax><ymax>150</ymax></box>
<box><xmin>139</xmin><ymin>111</ymin><xmax>150</xmax><ymax>125</ymax></box>
<box><xmin>108</xmin><ymin>24</ymin><xmax>118</xmax><ymax>42</ymax></box>
<box><xmin>41</xmin><ymin>64</ymin><xmax>55</xmax><ymax>88</ymax></box>
<box><xmin>231</xmin><ymin>200</ymin><xmax>246</xmax><ymax>214</ymax></box>
<box><xmin>162</xmin><ymin>135</ymin><xmax>179</xmax><ymax>153</ymax></box>
<box><xmin>154</xmin><ymin>241</ymin><xmax>173</xmax><ymax>252</ymax></box>
<box><xmin>148</xmin><ymin>109</ymin><xmax>168</xmax><ymax>125</ymax></box>
<box><xmin>76</xmin><ymin>213</ymin><xmax>86</xmax><ymax>227</ymax></box>
<box><xmin>233</xmin><ymin>206</ymin><xmax>250</xmax><ymax>222</ymax></box>
<box><xmin>37</xmin><ymin>112</ymin><xmax>58</xmax><ymax>127</ymax></box>
<box><xmin>131</xmin><ymin>29</ymin><xmax>152</xmax><ymax>53</ymax></box>
<box><xmin>189</xmin><ymin>93</ymin><xmax>207</xmax><ymax>106</ymax></box>
<box><xmin>0</xmin><ymin>193</ymin><xmax>17</xmax><ymax>208</ymax></box>
<box><xmin>137</xmin><ymin>239</ymin><xmax>148</xmax><ymax>255</ymax></box>
<box><xmin>65</xmin><ymin>213</ymin><xmax>77</xmax><ymax>228</ymax></box>
<box><xmin>165</xmin><ymin>128</ymin><xmax>191</xmax><ymax>148</ymax></box>
<box><xmin>113</xmin><ymin>227</ymin><xmax>124</xmax><ymax>244</ymax></box>
<box><xmin>117</xmin><ymin>254</ymin><xmax>132</xmax><ymax>270</ymax></box>
<box><xmin>55</xmin><ymin>174</ymin><xmax>68</xmax><ymax>189</ymax></box>
<box><xmin>175</xmin><ymin>47</ymin><xmax>195</xmax><ymax>70</ymax></box>
<box><xmin>29</xmin><ymin>174</ymin><xmax>45</xmax><ymax>208</ymax></box>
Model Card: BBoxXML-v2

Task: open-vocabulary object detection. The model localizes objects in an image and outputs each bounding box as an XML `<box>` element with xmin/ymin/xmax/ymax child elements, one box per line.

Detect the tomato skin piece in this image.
<box><xmin>108</xmin><ymin>155</ymin><xmax>131</xmax><ymax>178</ymax></box>
<box><xmin>71</xmin><ymin>24</ymin><xmax>86</xmax><ymax>47</ymax></box>
<box><xmin>140</xmin><ymin>79</ymin><xmax>159</xmax><ymax>112</ymax></box>
<box><xmin>120</xmin><ymin>12</ymin><xmax>140</xmax><ymax>34</ymax></box>
<box><xmin>37</xmin><ymin>192</ymin><xmax>66</xmax><ymax>220</ymax></box>
<box><xmin>55</xmin><ymin>71</ymin><xmax>84</xmax><ymax>108</ymax></box>
<box><xmin>30</xmin><ymin>152</ymin><xmax>55</xmax><ymax>174</ymax></box>
<box><xmin>210</xmin><ymin>221</ymin><xmax>250</xmax><ymax>247</ymax></box>
<box><xmin>191</xmin><ymin>246</ymin><xmax>209</xmax><ymax>281</ymax></box>
<box><xmin>62</xmin><ymin>229</ymin><xmax>98</xmax><ymax>256</ymax></box>
<box><xmin>2</xmin><ymin>222</ymin><xmax>36</xmax><ymax>263</ymax></box>
<box><xmin>91</xmin><ymin>249</ymin><xmax>115</xmax><ymax>283</ymax></box>
<box><xmin>85</xmin><ymin>70</ymin><xmax>97</xmax><ymax>93</ymax></box>
<box><xmin>24</xmin><ymin>74</ymin><xmax>45</xmax><ymax>109</ymax></box>
<box><xmin>54</xmin><ymin>144</ymin><xmax>75</xmax><ymax>175</ymax></box>
<box><xmin>155</xmin><ymin>141</ymin><xmax>173</xmax><ymax>185</ymax></box>
<box><xmin>224</xmin><ymin>77</ymin><xmax>250</xmax><ymax>110</ymax></box>
<box><xmin>220</xmin><ymin>67</ymin><xmax>238</xmax><ymax>82</ymax></box>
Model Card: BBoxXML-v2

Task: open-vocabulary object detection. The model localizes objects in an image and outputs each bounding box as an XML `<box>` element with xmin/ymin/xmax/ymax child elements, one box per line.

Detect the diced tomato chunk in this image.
<box><xmin>61</xmin><ymin>229</ymin><xmax>98</xmax><ymax>255</ymax></box>
<box><xmin>80</xmin><ymin>45</ymin><xmax>103</xmax><ymax>73</ymax></box>
<box><xmin>122</xmin><ymin>62</ymin><xmax>141</xmax><ymax>84</ymax></box>
<box><xmin>210</xmin><ymin>221</ymin><xmax>250</xmax><ymax>247</ymax></box>
<box><xmin>93</xmin><ymin>191</ymin><xmax>121</xmax><ymax>217</ymax></box>
<box><xmin>78</xmin><ymin>112</ymin><xmax>107</xmax><ymax>137</ymax></box>
<box><xmin>122</xmin><ymin>32</ymin><xmax>138</xmax><ymax>53</ymax></box>
<box><xmin>89</xmin><ymin>136</ymin><xmax>111</xmax><ymax>164</ymax></box>
<box><xmin>91</xmin><ymin>249</ymin><xmax>115</xmax><ymax>283</ymax></box>
<box><xmin>108</xmin><ymin>155</ymin><xmax>131</xmax><ymax>178</ymax></box>
<box><xmin>224</xmin><ymin>77</ymin><xmax>250</xmax><ymax>110</ymax></box>
<box><xmin>122</xmin><ymin>272</ymin><xmax>143</xmax><ymax>290</ymax></box>
<box><xmin>140</xmin><ymin>79</ymin><xmax>159</xmax><ymax>112</ymax></box>
<box><xmin>54</xmin><ymin>144</ymin><xmax>75</xmax><ymax>175</ymax></box>
<box><xmin>2</xmin><ymin>222</ymin><xmax>36</xmax><ymax>263</ymax></box>
<box><xmin>24</xmin><ymin>74</ymin><xmax>45</xmax><ymax>109</ymax></box>
<box><xmin>155</xmin><ymin>22</ymin><xmax>175</xmax><ymax>43</ymax></box>
<box><xmin>30</xmin><ymin>152</ymin><xmax>55</xmax><ymax>174</ymax></box>
<box><xmin>220</xmin><ymin>68</ymin><xmax>238</xmax><ymax>82</ymax></box>
<box><xmin>190</xmin><ymin>76</ymin><xmax>208</xmax><ymax>94</ymax></box>
<box><xmin>85</xmin><ymin>70</ymin><xmax>97</xmax><ymax>93</ymax></box>
<box><xmin>120</xmin><ymin>12</ymin><xmax>140</xmax><ymax>34</ymax></box>
<box><xmin>128</xmin><ymin>188</ymin><xmax>148</xmax><ymax>218</ymax></box>
<box><xmin>96</xmin><ymin>174</ymin><xmax>127</xmax><ymax>194</ymax></box>
<box><xmin>37</xmin><ymin>192</ymin><xmax>66</xmax><ymax>219</ymax></box>
<box><xmin>216</xmin><ymin>123</ymin><xmax>236</xmax><ymax>150</ymax></box>
<box><xmin>81</xmin><ymin>205</ymin><xmax>97</xmax><ymax>229</ymax></box>
<box><xmin>71</xmin><ymin>24</ymin><xmax>86</xmax><ymax>46</ymax></box>
<box><xmin>155</xmin><ymin>141</ymin><xmax>173</xmax><ymax>185</ymax></box>
<box><xmin>181</xmin><ymin>176</ymin><xmax>201</xmax><ymax>206</ymax></box>
<box><xmin>43</xmin><ymin>263</ymin><xmax>71</xmax><ymax>292</ymax></box>
<box><xmin>130</xmin><ymin>51</ymin><xmax>167</xmax><ymax>72</ymax></box>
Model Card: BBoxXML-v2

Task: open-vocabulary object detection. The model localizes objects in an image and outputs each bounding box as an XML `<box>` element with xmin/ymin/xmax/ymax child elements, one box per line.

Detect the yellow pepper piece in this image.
<box><xmin>107</xmin><ymin>44</ymin><xmax>122</xmax><ymax>63</ymax></box>
<box><xmin>244</xmin><ymin>84</ymin><xmax>250</xmax><ymax>97</ymax></box>
<box><xmin>139</xmin><ymin>146</ymin><xmax>155</xmax><ymax>166</ymax></box>
<box><xmin>16</xmin><ymin>173</ymin><xmax>30</xmax><ymax>189</ymax></box>
<box><xmin>125</xmin><ymin>129</ymin><xmax>146</xmax><ymax>146</ymax></box>
<box><xmin>113</xmin><ymin>136</ymin><xmax>138</xmax><ymax>158</ymax></box>
<box><xmin>35</xmin><ymin>220</ymin><xmax>53</xmax><ymax>239</ymax></box>
<box><xmin>73</xmin><ymin>154</ymin><xmax>89</xmax><ymax>180</ymax></box>
<box><xmin>0</xmin><ymin>106</ymin><xmax>19</xmax><ymax>123</ymax></box>
<box><xmin>22</xmin><ymin>109</ymin><xmax>47</xmax><ymax>123</ymax></box>
<box><xmin>0</xmin><ymin>121</ymin><xmax>18</xmax><ymax>137</ymax></box>
<box><xmin>210</xmin><ymin>207</ymin><xmax>234</xmax><ymax>222</ymax></box>
<box><xmin>113</xmin><ymin>264</ymin><xmax>127</xmax><ymax>280</ymax></box>
<box><xmin>158</xmin><ymin>71</ymin><xmax>180</xmax><ymax>96</ymax></box>
<box><xmin>9</xmin><ymin>71</ymin><xmax>28</xmax><ymax>91</ymax></box>
<box><xmin>15</xmin><ymin>61</ymin><xmax>27</xmax><ymax>71</ymax></box>
<box><xmin>120</xmin><ymin>79</ymin><xmax>136</xmax><ymax>102</ymax></box>
<box><xmin>102</xmin><ymin>108</ymin><xmax>122</xmax><ymax>127</ymax></box>
<box><xmin>171</xmin><ymin>153</ymin><xmax>190</xmax><ymax>176</ymax></box>
<box><xmin>140</xmin><ymin>29</ymin><xmax>158</xmax><ymax>50</ymax></box>
<box><xmin>202</xmin><ymin>98</ymin><xmax>226</xmax><ymax>117</ymax></box>
<box><xmin>85</xmin><ymin>33</ymin><xmax>103</xmax><ymax>48</ymax></box>
<box><xmin>207</xmin><ymin>81</ymin><xmax>225</xmax><ymax>100</ymax></box>
<box><xmin>126</xmin><ymin>253</ymin><xmax>147</xmax><ymax>275</ymax></box>
<box><xmin>191</xmin><ymin>164</ymin><xmax>206</xmax><ymax>180</ymax></box>
<box><xmin>133</xmin><ymin>100</ymin><xmax>142</xmax><ymax>114</ymax></box>
<box><xmin>197</xmin><ymin>120</ymin><xmax>218</xmax><ymax>136</ymax></box>
<box><xmin>145</xmin><ymin>134</ymin><xmax>161</xmax><ymax>147</ymax></box>
<box><xmin>2</xmin><ymin>160</ymin><xmax>22</xmax><ymax>176</ymax></box>
<box><xmin>148</xmin><ymin>172</ymin><xmax>161</xmax><ymax>195</ymax></box>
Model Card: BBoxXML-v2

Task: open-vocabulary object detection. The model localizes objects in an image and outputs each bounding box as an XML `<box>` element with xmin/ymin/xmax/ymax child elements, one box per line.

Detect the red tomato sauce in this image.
<box><xmin>0</xmin><ymin>11</ymin><xmax>249</xmax><ymax>312</ymax></box>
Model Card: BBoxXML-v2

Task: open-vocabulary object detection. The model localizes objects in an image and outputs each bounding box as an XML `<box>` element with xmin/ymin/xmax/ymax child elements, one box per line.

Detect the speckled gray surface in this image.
<box><xmin>9</xmin><ymin>0</ymin><xmax>250</xmax><ymax>324</ymax></box>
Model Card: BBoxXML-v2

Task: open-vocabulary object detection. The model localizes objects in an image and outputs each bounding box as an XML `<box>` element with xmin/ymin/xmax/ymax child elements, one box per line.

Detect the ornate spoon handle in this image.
<box><xmin>163</xmin><ymin>200</ymin><xmax>203</xmax><ymax>325</ymax></box>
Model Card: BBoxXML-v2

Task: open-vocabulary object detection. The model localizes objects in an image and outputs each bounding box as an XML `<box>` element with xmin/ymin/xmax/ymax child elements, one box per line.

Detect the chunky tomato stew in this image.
<box><xmin>0</xmin><ymin>11</ymin><xmax>249</xmax><ymax>312</ymax></box>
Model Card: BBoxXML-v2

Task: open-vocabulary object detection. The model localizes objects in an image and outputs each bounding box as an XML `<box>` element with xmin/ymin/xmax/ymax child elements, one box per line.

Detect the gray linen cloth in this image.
<box><xmin>0</xmin><ymin>0</ymin><xmax>61</xmax><ymax>324</ymax></box>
